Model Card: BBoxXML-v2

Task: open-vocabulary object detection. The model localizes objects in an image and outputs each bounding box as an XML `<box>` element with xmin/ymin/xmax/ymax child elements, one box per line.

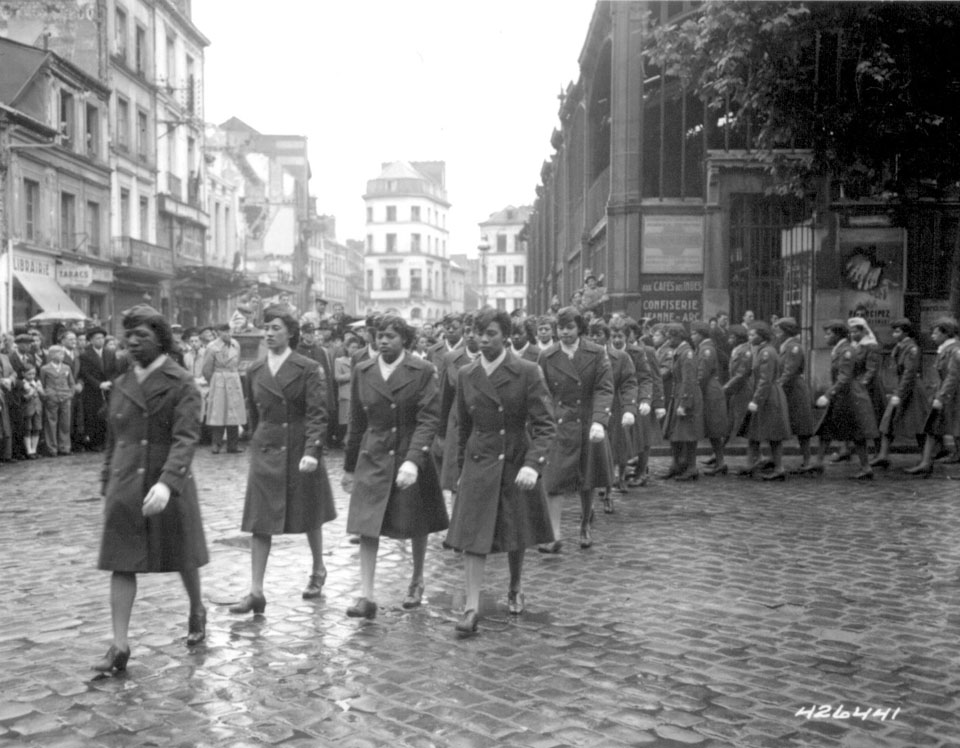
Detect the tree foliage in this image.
<box><xmin>645</xmin><ymin>1</ymin><xmax>960</xmax><ymax>200</ymax></box>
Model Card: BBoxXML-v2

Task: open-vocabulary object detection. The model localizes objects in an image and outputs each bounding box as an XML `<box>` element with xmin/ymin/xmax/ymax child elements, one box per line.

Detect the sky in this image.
<box><xmin>192</xmin><ymin>0</ymin><xmax>598</xmax><ymax>257</ymax></box>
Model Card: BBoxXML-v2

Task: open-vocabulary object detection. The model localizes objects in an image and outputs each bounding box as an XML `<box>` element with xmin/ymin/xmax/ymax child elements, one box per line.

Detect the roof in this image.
<box><xmin>378</xmin><ymin>161</ymin><xmax>429</xmax><ymax>181</ymax></box>
<box><xmin>480</xmin><ymin>205</ymin><xmax>533</xmax><ymax>226</ymax></box>
<box><xmin>0</xmin><ymin>38</ymin><xmax>49</xmax><ymax>106</ymax></box>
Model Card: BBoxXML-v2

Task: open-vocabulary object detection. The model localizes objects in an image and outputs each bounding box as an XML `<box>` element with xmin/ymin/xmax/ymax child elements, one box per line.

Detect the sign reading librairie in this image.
<box><xmin>642</xmin><ymin>215</ymin><xmax>704</xmax><ymax>274</ymax></box>
<box><xmin>639</xmin><ymin>275</ymin><xmax>703</xmax><ymax>323</ymax></box>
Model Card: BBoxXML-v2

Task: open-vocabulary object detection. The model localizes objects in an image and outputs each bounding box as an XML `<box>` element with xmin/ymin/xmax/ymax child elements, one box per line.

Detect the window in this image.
<box><xmin>366</xmin><ymin>207</ymin><xmax>373</xmax><ymax>223</ymax></box>
<box><xmin>135</xmin><ymin>25</ymin><xmax>147</xmax><ymax>75</ymax></box>
<box><xmin>383</xmin><ymin>267</ymin><xmax>400</xmax><ymax>290</ymax></box>
<box><xmin>496</xmin><ymin>265</ymin><xmax>507</xmax><ymax>284</ymax></box>
<box><xmin>410</xmin><ymin>268</ymin><xmax>422</xmax><ymax>293</ymax></box>
<box><xmin>85</xmin><ymin>103</ymin><xmax>98</xmax><ymax>157</ymax></box>
<box><xmin>411</xmin><ymin>307</ymin><xmax>422</xmax><ymax>319</ymax></box>
<box><xmin>120</xmin><ymin>189</ymin><xmax>131</xmax><ymax>237</ymax></box>
<box><xmin>366</xmin><ymin>234</ymin><xmax>374</xmax><ymax>252</ymax></box>
<box><xmin>86</xmin><ymin>202</ymin><xmax>101</xmax><ymax>255</ymax></box>
<box><xmin>515</xmin><ymin>297</ymin><xmax>525</xmax><ymax>311</ymax></box>
<box><xmin>59</xmin><ymin>90</ymin><xmax>75</xmax><ymax>150</ymax></box>
<box><xmin>139</xmin><ymin>197</ymin><xmax>149</xmax><ymax>240</ymax></box>
<box><xmin>366</xmin><ymin>269</ymin><xmax>373</xmax><ymax>291</ymax></box>
<box><xmin>137</xmin><ymin>109</ymin><xmax>148</xmax><ymax>160</ymax></box>
<box><xmin>386</xmin><ymin>206</ymin><xmax>396</xmax><ymax>222</ymax></box>
<box><xmin>114</xmin><ymin>7</ymin><xmax>128</xmax><ymax>62</ymax></box>
<box><xmin>116</xmin><ymin>96</ymin><xmax>130</xmax><ymax>151</ymax></box>
<box><xmin>410</xmin><ymin>233</ymin><xmax>421</xmax><ymax>253</ymax></box>
<box><xmin>496</xmin><ymin>298</ymin><xmax>507</xmax><ymax>311</ymax></box>
<box><xmin>514</xmin><ymin>265</ymin><xmax>524</xmax><ymax>284</ymax></box>
<box><xmin>167</xmin><ymin>123</ymin><xmax>176</xmax><ymax>174</ymax></box>
<box><xmin>411</xmin><ymin>206</ymin><xmax>420</xmax><ymax>222</ymax></box>
<box><xmin>60</xmin><ymin>193</ymin><xmax>76</xmax><ymax>249</ymax></box>
<box><xmin>23</xmin><ymin>179</ymin><xmax>39</xmax><ymax>241</ymax></box>
<box><xmin>496</xmin><ymin>234</ymin><xmax>507</xmax><ymax>252</ymax></box>
<box><xmin>185</xmin><ymin>56</ymin><xmax>196</xmax><ymax>114</ymax></box>
<box><xmin>165</xmin><ymin>35</ymin><xmax>176</xmax><ymax>84</ymax></box>
<box><xmin>386</xmin><ymin>233</ymin><xmax>397</xmax><ymax>252</ymax></box>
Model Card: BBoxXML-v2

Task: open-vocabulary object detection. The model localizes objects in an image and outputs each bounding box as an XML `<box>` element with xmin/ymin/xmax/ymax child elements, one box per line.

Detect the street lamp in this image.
<box><xmin>477</xmin><ymin>235</ymin><xmax>491</xmax><ymax>309</ymax></box>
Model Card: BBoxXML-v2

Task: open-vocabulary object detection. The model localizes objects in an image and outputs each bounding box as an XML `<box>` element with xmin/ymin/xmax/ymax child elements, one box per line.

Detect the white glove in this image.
<box><xmin>99</xmin><ymin>381</ymin><xmax>112</xmax><ymax>391</ymax></box>
<box><xmin>396</xmin><ymin>460</ymin><xmax>419</xmax><ymax>489</ymax></box>
<box><xmin>589</xmin><ymin>422</ymin><xmax>605</xmax><ymax>442</ymax></box>
<box><xmin>677</xmin><ymin>406</ymin><xmax>687</xmax><ymax>417</ymax></box>
<box><xmin>889</xmin><ymin>395</ymin><xmax>901</xmax><ymax>407</ymax></box>
<box><xmin>515</xmin><ymin>466</ymin><xmax>538</xmax><ymax>489</ymax></box>
<box><xmin>341</xmin><ymin>472</ymin><xmax>355</xmax><ymax>492</ymax></box>
<box><xmin>142</xmin><ymin>482</ymin><xmax>171</xmax><ymax>516</ymax></box>
<box><xmin>655</xmin><ymin>408</ymin><xmax>666</xmax><ymax>420</ymax></box>
<box><xmin>816</xmin><ymin>395</ymin><xmax>829</xmax><ymax>408</ymax></box>
<box><xmin>621</xmin><ymin>412</ymin><xmax>635</xmax><ymax>427</ymax></box>
<box><xmin>639</xmin><ymin>402</ymin><xmax>651</xmax><ymax>417</ymax></box>
<box><xmin>747</xmin><ymin>402</ymin><xmax>758</xmax><ymax>413</ymax></box>
<box><xmin>299</xmin><ymin>455</ymin><xmax>318</xmax><ymax>473</ymax></box>
<box><xmin>933</xmin><ymin>398</ymin><xmax>943</xmax><ymax>411</ymax></box>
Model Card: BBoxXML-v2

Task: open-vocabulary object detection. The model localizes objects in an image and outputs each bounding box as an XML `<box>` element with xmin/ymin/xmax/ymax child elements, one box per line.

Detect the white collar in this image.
<box><xmin>832</xmin><ymin>338</ymin><xmax>848</xmax><ymax>356</ymax></box>
<box><xmin>938</xmin><ymin>337</ymin><xmax>957</xmax><ymax>354</ymax></box>
<box><xmin>481</xmin><ymin>348</ymin><xmax>507</xmax><ymax>375</ymax></box>
<box><xmin>560</xmin><ymin>338</ymin><xmax>580</xmax><ymax>358</ymax></box>
<box><xmin>513</xmin><ymin>342</ymin><xmax>529</xmax><ymax>356</ymax></box>
<box><xmin>378</xmin><ymin>350</ymin><xmax>405</xmax><ymax>380</ymax></box>
<box><xmin>267</xmin><ymin>346</ymin><xmax>292</xmax><ymax>374</ymax></box>
<box><xmin>134</xmin><ymin>354</ymin><xmax>167</xmax><ymax>383</ymax></box>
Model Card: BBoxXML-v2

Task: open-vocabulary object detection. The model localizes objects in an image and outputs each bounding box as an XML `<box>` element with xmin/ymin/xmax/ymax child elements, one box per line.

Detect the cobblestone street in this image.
<box><xmin>1</xmin><ymin>447</ymin><xmax>959</xmax><ymax>747</ymax></box>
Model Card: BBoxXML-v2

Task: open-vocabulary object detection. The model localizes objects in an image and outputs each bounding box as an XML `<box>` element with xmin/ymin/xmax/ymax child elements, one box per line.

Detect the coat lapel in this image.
<box><xmin>389</xmin><ymin>357</ymin><xmax>418</xmax><ymax>395</ymax></box>
<box><xmin>551</xmin><ymin>347</ymin><xmax>580</xmax><ymax>381</ymax></box>
<box><xmin>469</xmin><ymin>359</ymin><xmax>501</xmax><ymax>405</ymax></box>
<box><xmin>274</xmin><ymin>356</ymin><xmax>304</xmax><ymax>397</ymax></box>
<box><xmin>572</xmin><ymin>344</ymin><xmax>597</xmax><ymax>379</ymax></box>
<box><xmin>115</xmin><ymin>370</ymin><xmax>148</xmax><ymax>412</ymax></box>
<box><xmin>363</xmin><ymin>358</ymin><xmax>394</xmax><ymax>401</ymax></box>
<box><xmin>252</xmin><ymin>360</ymin><xmax>285</xmax><ymax>400</ymax></box>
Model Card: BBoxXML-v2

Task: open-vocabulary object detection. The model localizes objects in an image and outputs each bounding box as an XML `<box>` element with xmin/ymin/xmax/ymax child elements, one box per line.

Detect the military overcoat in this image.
<box><xmin>777</xmin><ymin>336</ymin><xmax>814</xmax><ymax>437</ymax></box>
<box><xmin>879</xmin><ymin>336</ymin><xmax>929</xmax><ymax>438</ymax></box>
<box><xmin>740</xmin><ymin>342</ymin><xmax>792</xmax><ymax>442</ymax></box>
<box><xmin>607</xmin><ymin>346</ymin><xmax>640</xmax><ymax>465</ymax></box>
<box><xmin>853</xmin><ymin>340</ymin><xmax>887</xmax><ymax>423</ymax></box>
<box><xmin>696</xmin><ymin>338</ymin><xmax>728</xmax><ymax>439</ymax></box>
<box><xmin>437</xmin><ymin>347</ymin><xmax>479</xmax><ymax>490</ymax></box>
<box><xmin>662</xmin><ymin>340</ymin><xmax>704</xmax><ymax>442</ymax></box>
<box><xmin>815</xmin><ymin>339</ymin><xmax>879</xmax><ymax>442</ymax></box>
<box><xmin>925</xmin><ymin>339</ymin><xmax>960</xmax><ymax>437</ymax></box>
<box><xmin>723</xmin><ymin>342</ymin><xmax>753</xmax><ymax>438</ymax></box>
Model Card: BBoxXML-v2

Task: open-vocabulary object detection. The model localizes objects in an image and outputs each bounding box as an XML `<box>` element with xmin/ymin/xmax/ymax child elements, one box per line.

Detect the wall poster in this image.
<box><xmin>838</xmin><ymin>226</ymin><xmax>905</xmax><ymax>343</ymax></box>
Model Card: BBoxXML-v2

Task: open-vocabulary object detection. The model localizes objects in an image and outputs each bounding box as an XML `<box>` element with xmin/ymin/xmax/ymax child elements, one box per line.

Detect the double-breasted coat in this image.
<box><xmin>723</xmin><ymin>342</ymin><xmax>753</xmax><ymax>438</ymax></box>
<box><xmin>815</xmin><ymin>339</ymin><xmax>879</xmax><ymax>442</ymax></box>
<box><xmin>925</xmin><ymin>339</ymin><xmax>960</xmax><ymax>437</ymax></box>
<box><xmin>656</xmin><ymin>342</ymin><xmax>675</xmax><ymax>403</ymax></box>
<box><xmin>740</xmin><ymin>342</ymin><xmax>792</xmax><ymax>442</ymax></box>
<box><xmin>853</xmin><ymin>340</ymin><xmax>887</xmax><ymax>422</ymax></box>
<box><xmin>518</xmin><ymin>342</ymin><xmax>541</xmax><ymax>363</ymax></box>
<box><xmin>98</xmin><ymin>358</ymin><xmax>208</xmax><ymax>573</ymax></box>
<box><xmin>777</xmin><ymin>336</ymin><xmax>815</xmax><ymax>437</ymax></box>
<box><xmin>607</xmin><ymin>346</ymin><xmax>640</xmax><ymax>465</ymax></box>
<box><xmin>344</xmin><ymin>353</ymin><xmax>448</xmax><ymax>539</ymax></box>
<box><xmin>437</xmin><ymin>347</ymin><xmax>480</xmax><ymax>491</ymax></box>
<box><xmin>879</xmin><ymin>336</ymin><xmax>929</xmax><ymax>438</ymax></box>
<box><xmin>628</xmin><ymin>344</ymin><xmax>662</xmax><ymax>450</ymax></box>
<box><xmin>696</xmin><ymin>338</ymin><xmax>728</xmax><ymax>439</ymax></box>
<box><xmin>202</xmin><ymin>338</ymin><xmax>246</xmax><ymax>426</ymax></box>
<box><xmin>538</xmin><ymin>340</ymin><xmax>614</xmax><ymax>494</ymax></box>
<box><xmin>663</xmin><ymin>340</ymin><xmax>704</xmax><ymax>442</ymax></box>
<box><xmin>241</xmin><ymin>352</ymin><xmax>337</xmax><ymax>534</ymax></box>
<box><xmin>445</xmin><ymin>353</ymin><xmax>556</xmax><ymax>555</ymax></box>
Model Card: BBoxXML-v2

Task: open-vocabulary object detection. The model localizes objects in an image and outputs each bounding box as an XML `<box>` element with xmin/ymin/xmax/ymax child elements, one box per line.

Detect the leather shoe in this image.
<box><xmin>211</xmin><ymin>445</ymin><xmax>221</xmax><ymax>454</ymax></box>
<box><xmin>701</xmin><ymin>456</ymin><xmax>717</xmax><ymax>467</ymax></box>
<box><xmin>674</xmin><ymin>468</ymin><xmax>699</xmax><ymax>481</ymax></box>
<box><xmin>346</xmin><ymin>597</ymin><xmax>378</xmax><ymax>619</ymax></box>
<box><xmin>761</xmin><ymin>470</ymin><xmax>786</xmax><ymax>482</ymax></box>
<box><xmin>402</xmin><ymin>581</ymin><xmax>424</xmax><ymax>609</ymax></box>
<box><xmin>737</xmin><ymin>463</ymin><xmax>761</xmax><ymax>477</ymax></box>
<box><xmin>538</xmin><ymin>540</ymin><xmax>563</xmax><ymax>554</ymax></box>
<box><xmin>186</xmin><ymin>606</ymin><xmax>206</xmax><ymax>646</ymax></box>
<box><xmin>703</xmin><ymin>463</ymin><xmax>728</xmax><ymax>476</ymax></box>
<box><xmin>852</xmin><ymin>469</ymin><xmax>874</xmax><ymax>480</ymax></box>
<box><xmin>229</xmin><ymin>592</ymin><xmax>266</xmax><ymax>615</ymax></box>
<box><xmin>92</xmin><ymin>644</ymin><xmax>130</xmax><ymax>673</ymax></box>
<box><xmin>507</xmin><ymin>590</ymin><xmax>525</xmax><ymax>615</ymax></box>
<box><xmin>579</xmin><ymin>526</ymin><xmax>592</xmax><ymax>549</ymax></box>
<box><xmin>830</xmin><ymin>451</ymin><xmax>851</xmax><ymax>462</ymax></box>
<box><xmin>626</xmin><ymin>473</ymin><xmax>648</xmax><ymax>488</ymax></box>
<box><xmin>602</xmin><ymin>493</ymin><xmax>614</xmax><ymax>513</ymax></box>
<box><xmin>302</xmin><ymin>570</ymin><xmax>327</xmax><ymax>599</ymax></box>
<box><xmin>903</xmin><ymin>463</ymin><xmax>933</xmax><ymax>476</ymax></box>
<box><xmin>937</xmin><ymin>452</ymin><xmax>960</xmax><ymax>464</ymax></box>
<box><xmin>869</xmin><ymin>457</ymin><xmax>891</xmax><ymax>469</ymax></box>
<box><xmin>658</xmin><ymin>466</ymin><xmax>681</xmax><ymax>480</ymax></box>
<box><xmin>798</xmin><ymin>463</ymin><xmax>824</xmax><ymax>476</ymax></box>
<box><xmin>455</xmin><ymin>610</ymin><xmax>479</xmax><ymax>638</ymax></box>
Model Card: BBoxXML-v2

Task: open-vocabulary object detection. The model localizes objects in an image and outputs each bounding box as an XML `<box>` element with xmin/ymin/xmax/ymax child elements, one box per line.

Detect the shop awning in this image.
<box><xmin>14</xmin><ymin>270</ymin><xmax>86</xmax><ymax>319</ymax></box>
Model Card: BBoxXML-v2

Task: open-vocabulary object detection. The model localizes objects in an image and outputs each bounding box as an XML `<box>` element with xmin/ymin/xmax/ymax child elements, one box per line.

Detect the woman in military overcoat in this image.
<box><xmin>773</xmin><ymin>317</ymin><xmax>815</xmax><ymax>471</ymax></box>
<box><xmin>872</xmin><ymin>318</ymin><xmax>929</xmax><ymax>468</ymax></box>
<box><xmin>229</xmin><ymin>305</ymin><xmax>337</xmax><ymax>616</ymax></box>
<box><xmin>807</xmin><ymin>320</ymin><xmax>879</xmax><ymax>479</ymax></box>
<box><xmin>691</xmin><ymin>321</ymin><xmax>728</xmax><ymax>474</ymax></box>
<box><xmin>661</xmin><ymin>323</ymin><xmax>704</xmax><ymax>481</ymax></box>
<box><xmin>342</xmin><ymin>314</ymin><xmax>447</xmax><ymax>619</ymax></box>
<box><xmin>538</xmin><ymin>307</ymin><xmax>613</xmax><ymax>551</ymax></box>
<box><xmin>715</xmin><ymin>324</ymin><xmax>752</xmax><ymax>474</ymax></box>
<box><xmin>738</xmin><ymin>322</ymin><xmax>792</xmax><ymax>480</ymax></box>
<box><xmin>93</xmin><ymin>305</ymin><xmax>208</xmax><ymax>674</ymax></box>
<box><xmin>625</xmin><ymin>324</ymin><xmax>662</xmax><ymax>487</ymax></box>
<box><xmin>446</xmin><ymin>309</ymin><xmax>556</xmax><ymax>637</ymax></box>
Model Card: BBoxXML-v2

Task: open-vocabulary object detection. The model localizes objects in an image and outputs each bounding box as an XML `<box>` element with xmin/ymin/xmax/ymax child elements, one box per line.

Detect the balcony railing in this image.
<box><xmin>112</xmin><ymin>236</ymin><xmax>174</xmax><ymax>275</ymax></box>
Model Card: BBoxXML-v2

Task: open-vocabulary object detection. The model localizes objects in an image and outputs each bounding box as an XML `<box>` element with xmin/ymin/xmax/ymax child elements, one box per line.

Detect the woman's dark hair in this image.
<box><xmin>262</xmin><ymin>303</ymin><xmax>300</xmax><ymax>349</ymax></box>
<box><xmin>510</xmin><ymin>316</ymin><xmax>535</xmax><ymax>343</ymax></box>
<box><xmin>122</xmin><ymin>304</ymin><xmax>175</xmax><ymax>354</ymax></box>
<box><xmin>933</xmin><ymin>316</ymin><xmax>960</xmax><ymax>338</ymax></box>
<box><xmin>727</xmin><ymin>324</ymin><xmax>749</xmax><ymax>344</ymax></box>
<box><xmin>823</xmin><ymin>319</ymin><xmax>849</xmax><ymax>337</ymax></box>
<box><xmin>890</xmin><ymin>317</ymin><xmax>915</xmax><ymax>337</ymax></box>
<box><xmin>774</xmin><ymin>317</ymin><xmax>801</xmax><ymax>337</ymax></box>
<box><xmin>377</xmin><ymin>313</ymin><xmax>416</xmax><ymax>348</ymax></box>
<box><xmin>475</xmin><ymin>307</ymin><xmax>511</xmax><ymax>339</ymax></box>
<box><xmin>556</xmin><ymin>306</ymin><xmax>586</xmax><ymax>335</ymax></box>
<box><xmin>749</xmin><ymin>320</ymin><xmax>773</xmax><ymax>342</ymax></box>
<box><xmin>665</xmin><ymin>322</ymin><xmax>687</xmax><ymax>341</ymax></box>
<box><xmin>589</xmin><ymin>318</ymin><xmax>610</xmax><ymax>340</ymax></box>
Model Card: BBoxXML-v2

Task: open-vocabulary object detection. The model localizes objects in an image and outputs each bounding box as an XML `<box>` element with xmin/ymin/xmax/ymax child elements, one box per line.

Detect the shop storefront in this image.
<box><xmin>10</xmin><ymin>249</ymin><xmax>87</xmax><ymax>328</ymax></box>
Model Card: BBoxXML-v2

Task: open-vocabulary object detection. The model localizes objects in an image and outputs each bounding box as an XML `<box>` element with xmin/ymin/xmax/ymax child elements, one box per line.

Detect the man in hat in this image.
<box><xmin>78</xmin><ymin>326</ymin><xmax>119</xmax><ymax>451</ymax></box>
<box><xmin>315</xmin><ymin>297</ymin><xmax>329</xmax><ymax>321</ymax></box>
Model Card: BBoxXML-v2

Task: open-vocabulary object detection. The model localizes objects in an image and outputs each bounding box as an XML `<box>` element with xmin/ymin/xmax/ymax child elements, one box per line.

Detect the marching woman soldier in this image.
<box><xmin>715</xmin><ymin>324</ymin><xmax>753</xmax><ymax>474</ymax></box>
<box><xmin>588</xmin><ymin>318</ymin><xmax>641</xmax><ymax>511</ymax></box>
<box><xmin>511</xmin><ymin>316</ymin><xmax>541</xmax><ymax>362</ymax></box>
<box><xmin>691</xmin><ymin>321</ymin><xmax>728</xmax><ymax>475</ymax></box>
<box><xmin>661</xmin><ymin>323</ymin><xmax>703</xmax><ymax>481</ymax></box>
<box><xmin>625</xmin><ymin>321</ymin><xmax>663</xmax><ymax>488</ymax></box>
<box><xmin>654</xmin><ymin>325</ymin><xmax>674</xmax><ymax>405</ymax></box>
<box><xmin>737</xmin><ymin>322</ymin><xmax>792</xmax><ymax>480</ymax></box>
<box><xmin>342</xmin><ymin>314</ymin><xmax>447</xmax><ymax>618</ymax></box>
<box><xmin>229</xmin><ymin>305</ymin><xmax>337</xmax><ymax>615</ymax></box>
<box><xmin>437</xmin><ymin>314</ymin><xmax>481</xmax><ymax>499</ymax></box>
<box><xmin>904</xmin><ymin>317</ymin><xmax>960</xmax><ymax>476</ymax></box>
<box><xmin>773</xmin><ymin>317</ymin><xmax>815</xmax><ymax>472</ymax></box>
<box><xmin>538</xmin><ymin>306</ymin><xmax>613</xmax><ymax>551</ymax></box>
<box><xmin>445</xmin><ymin>308</ymin><xmax>556</xmax><ymax>637</ymax></box>
<box><xmin>872</xmin><ymin>318</ymin><xmax>929</xmax><ymax>469</ymax></box>
<box><xmin>805</xmin><ymin>320</ymin><xmax>879</xmax><ymax>479</ymax></box>
<box><xmin>849</xmin><ymin>316</ymin><xmax>887</xmax><ymax>449</ymax></box>
<box><xmin>93</xmin><ymin>305</ymin><xmax>208</xmax><ymax>673</ymax></box>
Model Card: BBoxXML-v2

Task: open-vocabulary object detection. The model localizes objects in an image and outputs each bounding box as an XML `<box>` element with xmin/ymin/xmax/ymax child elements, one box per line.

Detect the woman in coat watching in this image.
<box><xmin>341</xmin><ymin>314</ymin><xmax>447</xmax><ymax>619</ymax></box>
<box><xmin>661</xmin><ymin>323</ymin><xmax>704</xmax><ymax>481</ymax></box>
<box><xmin>773</xmin><ymin>317</ymin><xmax>815</xmax><ymax>472</ymax></box>
<box><xmin>871</xmin><ymin>318</ymin><xmax>929</xmax><ymax>469</ymax></box>
<box><xmin>202</xmin><ymin>323</ymin><xmax>247</xmax><ymax>454</ymax></box>
<box><xmin>538</xmin><ymin>306</ymin><xmax>614</xmax><ymax>551</ymax></box>
<box><xmin>737</xmin><ymin>321</ymin><xmax>792</xmax><ymax>480</ymax></box>
<box><xmin>445</xmin><ymin>308</ymin><xmax>556</xmax><ymax>637</ymax></box>
<box><xmin>93</xmin><ymin>305</ymin><xmax>208</xmax><ymax>673</ymax></box>
<box><xmin>230</xmin><ymin>304</ymin><xmax>337</xmax><ymax>615</ymax></box>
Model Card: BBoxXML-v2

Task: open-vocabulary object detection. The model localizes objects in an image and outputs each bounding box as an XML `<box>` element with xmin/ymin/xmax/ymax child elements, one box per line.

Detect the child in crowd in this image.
<box><xmin>20</xmin><ymin>365</ymin><xmax>44</xmax><ymax>459</ymax></box>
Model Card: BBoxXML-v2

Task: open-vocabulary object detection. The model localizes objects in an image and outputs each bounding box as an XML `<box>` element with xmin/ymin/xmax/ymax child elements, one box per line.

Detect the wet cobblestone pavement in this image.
<box><xmin>1</xmin><ymin>447</ymin><xmax>959</xmax><ymax>747</ymax></box>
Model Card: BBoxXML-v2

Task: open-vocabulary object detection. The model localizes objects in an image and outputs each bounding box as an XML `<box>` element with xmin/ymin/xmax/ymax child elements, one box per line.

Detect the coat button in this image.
<box><xmin>141</xmin><ymin>439</ymin><xmax>148</xmax><ymax>446</ymax></box>
<box><xmin>498</xmin><ymin>454</ymin><xmax>504</xmax><ymax>461</ymax></box>
<box><xmin>576</xmin><ymin>399</ymin><xmax>581</xmax><ymax>405</ymax></box>
<box><xmin>136</xmin><ymin>467</ymin><xmax>145</xmax><ymax>474</ymax></box>
<box><xmin>391</xmin><ymin>427</ymin><xmax>397</xmax><ymax>432</ymax></box>
<box><xmin>557</xmin><ymin>418</ymin><xmax>563</xmax><ymax>424</ymax></box>
<box><xmin>499</xmin><ymin>429</ymin><xmax>505</xmax><ymax>435</ymax></box>
<box><xmin>498</xmin><ymin>406</ymin><xmax>504</xmax><ymax>412</ymax></box>
<box><xmin>389</xmin><ymin>449</ymin><xmax>395</xmax><ymax>456</ymax></box>
<box><xmin>390</xmin><ymin>403</ymin><xmax>397</xmax><ymax>409</ymax></box>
